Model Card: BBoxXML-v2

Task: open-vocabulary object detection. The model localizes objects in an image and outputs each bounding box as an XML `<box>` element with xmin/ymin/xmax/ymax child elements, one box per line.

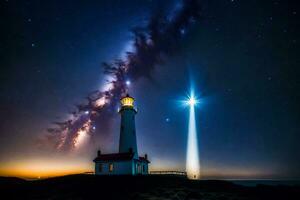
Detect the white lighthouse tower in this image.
<box><xmin>118</xmin><ymin>94</ymin><xmax>138</xmax><ymax>158</ymax></box>
<box><xmin>93</xmin><ymin>94</ymin><xmax>149</xmax><ymax>175</ymax></box>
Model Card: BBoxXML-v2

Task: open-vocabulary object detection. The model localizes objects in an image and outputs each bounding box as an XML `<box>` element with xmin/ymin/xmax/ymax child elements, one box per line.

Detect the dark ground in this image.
<box><xmin>0</xmin><ymin>175</ymin><xmax>299</xmax><ymax>200</ymax></box>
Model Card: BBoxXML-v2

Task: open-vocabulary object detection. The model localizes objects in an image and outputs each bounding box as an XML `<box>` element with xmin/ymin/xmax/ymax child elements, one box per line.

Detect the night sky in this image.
<box><xmin>1</xmin><ymin>0</ymin><xmax>299</xmax><ymax>179</ymax></box>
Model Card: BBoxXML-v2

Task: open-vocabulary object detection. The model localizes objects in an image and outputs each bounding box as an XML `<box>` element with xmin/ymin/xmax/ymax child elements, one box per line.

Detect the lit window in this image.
<box><xmin>109</xmin><ymin>163</ymin><xmax>114</xmax><ymax>172</ymax></box>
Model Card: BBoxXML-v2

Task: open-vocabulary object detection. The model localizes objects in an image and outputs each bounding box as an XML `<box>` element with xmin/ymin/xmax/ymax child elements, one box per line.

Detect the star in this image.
<box><xmin>180</xmin><ymin>29</ymin><xmax>185</xmax><ymax>35</ymax></box>
<box><xmin>268</xmin><ymin>76</ymin><xmax>272</xmax><ymax>81</ymax></box>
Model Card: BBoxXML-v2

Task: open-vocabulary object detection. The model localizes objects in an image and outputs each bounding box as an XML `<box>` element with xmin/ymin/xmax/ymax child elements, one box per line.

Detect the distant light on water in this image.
<box><xmin>186</xmin><ymin>92</ymin><xmax>200</xmax><ymax>179</ymax></box>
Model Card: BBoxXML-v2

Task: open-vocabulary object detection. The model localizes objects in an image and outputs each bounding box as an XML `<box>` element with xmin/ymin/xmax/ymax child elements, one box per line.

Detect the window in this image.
<box><xmin>98</xmin><ymin>164</ymin><xmax>103</xmax><ymax>172</ymax></box>
<box><xmin>142</xmin><ymin>165</ymin><xmax>145</xmax><ymax>173</ymax></box>
<box><xmin>109</xmin><ymin>163</ymin><xmax>114</xmax><ymax>172</ymax></box>
<box><xmin>136</xmin><ymin>163</ymin><xmax>141</xmax><ymax>174</ymax></box>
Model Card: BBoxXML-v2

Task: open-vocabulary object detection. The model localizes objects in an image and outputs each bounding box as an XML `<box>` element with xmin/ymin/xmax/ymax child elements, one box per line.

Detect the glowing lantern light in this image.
<box><xmin>120</xmin><ymin>95</ymin><xmax>134</xmax><ymax>107</ymax></box>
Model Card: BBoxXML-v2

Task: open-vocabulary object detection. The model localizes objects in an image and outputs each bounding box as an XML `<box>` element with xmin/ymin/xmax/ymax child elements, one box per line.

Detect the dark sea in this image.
<box><xmin>230</xmin><ymin>180</ymin><xmax>300</xmax><ymax>187</ymax></box>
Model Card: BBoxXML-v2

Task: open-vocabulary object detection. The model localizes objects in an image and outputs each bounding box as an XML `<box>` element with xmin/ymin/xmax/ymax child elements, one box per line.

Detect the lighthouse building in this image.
<box><xmin>93</xmin><ymin>94</ymin><xmax>150</xmax><ymax>175</ymax></box>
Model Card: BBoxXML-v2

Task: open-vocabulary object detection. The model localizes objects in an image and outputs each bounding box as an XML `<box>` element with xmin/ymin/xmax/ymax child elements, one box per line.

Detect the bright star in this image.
<box><xmin>184</xmin><ymin>93</ymin><xmax>199</xmax><ymax>107</ymax></box>
<box><xmin>188</xmin><ymin>96</ymin><xmax>196</xmax><ymax>106</ymax></box>
<box><xmin>180</xmin><ymin>29</ymin><xmax>185</xmax><ymax>35</ymax></box>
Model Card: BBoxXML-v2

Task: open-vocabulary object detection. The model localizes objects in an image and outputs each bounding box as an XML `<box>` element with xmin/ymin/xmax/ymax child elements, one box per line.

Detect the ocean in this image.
<box><xmin>231</xmin><ymin>180</ymin><xmax>300</xmax><ymax>187</ymax></box>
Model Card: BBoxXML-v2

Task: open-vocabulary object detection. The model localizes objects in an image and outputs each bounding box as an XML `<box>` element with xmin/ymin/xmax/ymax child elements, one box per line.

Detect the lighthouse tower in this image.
<box><xmin>93</xmin><ymin>94</ymin><xmax>149</xmax><ymax>175</ymax></box>
<box><xmin>119</xmin><ymin>94</ymin><xmax>138</xmax><ymax>158</ymax></box>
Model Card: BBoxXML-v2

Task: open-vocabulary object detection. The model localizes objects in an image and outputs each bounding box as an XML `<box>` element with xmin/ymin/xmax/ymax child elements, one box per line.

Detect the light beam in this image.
<box><xmin>186</xmin><ymin>92</ymin><xmax>200</xmax><ymax>179</ymax></box>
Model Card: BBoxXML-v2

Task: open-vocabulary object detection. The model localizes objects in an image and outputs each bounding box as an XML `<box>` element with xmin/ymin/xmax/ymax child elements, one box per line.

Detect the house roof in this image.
<box><xmin>93</xmin><ymin>152</ymin><xmax>134</xmax><ymax>162</ymax></box>
<box><xmin>93</xmin><ymin>152</ymin><xmax>150</xmax><ymax>163</ymax></box>
<box><xmin>138</xmin><ymin>157</ymin><xmax>150</xmax><ymax>163</ymax></box>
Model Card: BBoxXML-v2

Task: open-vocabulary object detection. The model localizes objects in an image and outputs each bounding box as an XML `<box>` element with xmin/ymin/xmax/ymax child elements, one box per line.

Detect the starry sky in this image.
<box><xmin>1</xmin><ymin>0</ymin><xmax>299</xmax><ymax>179</ymax></box>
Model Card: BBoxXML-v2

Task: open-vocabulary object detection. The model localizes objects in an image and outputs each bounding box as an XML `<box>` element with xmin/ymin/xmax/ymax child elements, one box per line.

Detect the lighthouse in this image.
<box><xmin>119</xmin><ymin>94</ymin><xmax>138</xmax><ymax>158</ymax></box>
<box><xmin>93</xmin><ymin>94</ymin><xmax>149</xmax><ymax>175</ymax></box>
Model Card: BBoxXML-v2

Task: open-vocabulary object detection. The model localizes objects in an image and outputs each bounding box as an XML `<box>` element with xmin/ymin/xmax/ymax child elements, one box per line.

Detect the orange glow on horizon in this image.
<box><xmin>0</xmin><ymin>158</ymin><xmax>93</xmax><ymax>179</ymax></box>
<box><xmin>0</xmin><ymin>156</ymin><xmax>276</xmax><ymax>180</ymax></box>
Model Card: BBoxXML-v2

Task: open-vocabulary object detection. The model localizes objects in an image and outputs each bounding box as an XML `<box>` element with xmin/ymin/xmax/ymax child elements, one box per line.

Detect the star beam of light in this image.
<box><xmin>185</xmin><ymin>91</ymin><xmax>200</xmax><ymax>179</ymax></box>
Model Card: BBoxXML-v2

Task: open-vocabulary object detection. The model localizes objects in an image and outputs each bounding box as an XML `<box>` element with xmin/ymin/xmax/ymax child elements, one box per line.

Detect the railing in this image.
<box><xmin>82</xmin><ymin>171</ymin><xmax>94</xmax><ymax>174</ymax></box>
<box><xmin>150</xmin><ymin>171</ymin><xmax>187</xmax><ymax>176</ymax></box>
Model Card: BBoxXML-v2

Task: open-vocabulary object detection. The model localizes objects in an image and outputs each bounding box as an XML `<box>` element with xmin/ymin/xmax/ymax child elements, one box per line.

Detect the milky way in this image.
<box><xmin>44</xmin><ymin>0</ymin><xmax>202</xmax><ymax>151</ymax></box>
